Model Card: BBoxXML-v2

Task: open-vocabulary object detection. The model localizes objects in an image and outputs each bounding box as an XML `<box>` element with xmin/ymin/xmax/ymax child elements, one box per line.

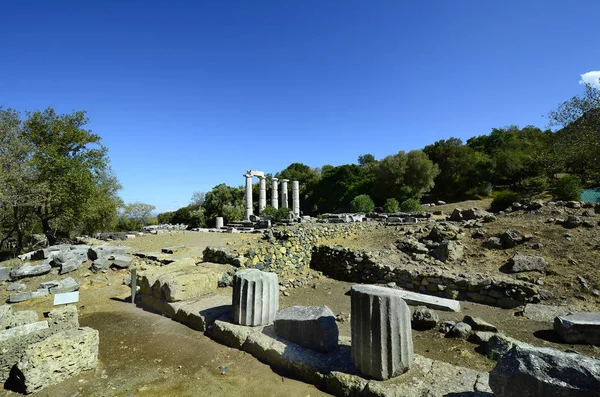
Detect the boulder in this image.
<box><xmin>274</xmin><ymin>305</ymin><xmax>339</xmax><ymax>353</ymax></box>
<box><xmin>563</xmin><ymin>215</ymin><xmax>583</xmax><ymax>229</ymax></box>
<box><xmin>9</xmin><ymin>263</ymin><xmax>51</xmax><ymax>279</ymax></box>
<box><xmin>412</xmin><ymin>306</ymin><xmax>439</xmax><ymax>330</ymax></box>
<box><xmin>500</xmin><ymin>230</ymin><xmax>524</xmax><ymax>248</ymax></box>
<box><xmin>56</xmin><ymin>253</ymin><xmax>85</xmax><ymax>275</ymax></box>
<box><xmin>506</xmin><ymin>253</ymin><xmax>547</xmax><ymax>273</ymax></box>
<box><xmin>554</xmin><ymin>312</ymin><xmax>600</xmax><ymax>345</ymax></box>
<box><xmin>486</xmin><ymin>333</ymin><xmax>531</xmax><ymax>360</ymax></box>
<box><xmin>430</xmin><ymin>241</ymin><xmax>464</xmax><ymax>263</ymax></box>
<box><xmin>447</xmin><ymin>322</ymin><xmax>472</xmax><ymax>338</ymax></box>
<box><xmin>49</xmin><ymin>277</ymin><xmax>80</xmax><ymax>294</ymax></box>
<box><xmin>111</xmin><ymin>254</ymin><xmax>133</xmax><ymax>269</ymax></box>
<box><xmin>489</xmin><ymin>345</ymin><xmax>600</xmax><ymax>397</ymax></box>
<box><xmin>484</xmin><ymin>237</ymin><xmax>504</xmax><ymax>249</ymax></box>
<box><xmin>463</xmin><ymin>315</ymin><xmax>498</xmax><ymax>332</ymax></box>
<box><xmin>13</xmin><ymin>327</ymin><xmax>99</xmax><ymax>394</ymax></box>
<box><xmin>90</xmin><ymin>256</ymin><xmax>109</xmax><ymax>273</ymax></box>
<box><xmin>439</xmin><ymin>320</ymin><xmax>455</xmax><ymax>334</ymax></box>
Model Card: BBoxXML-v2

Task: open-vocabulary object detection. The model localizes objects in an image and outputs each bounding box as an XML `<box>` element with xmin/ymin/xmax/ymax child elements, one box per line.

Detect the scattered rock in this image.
<box><xmin>469</xmin><ymin>331</ymin><xmax>496</xmax><ymax>344</ymax></box>
<box><xmin>9</xmin><ymin>263</ymin><xmax>52</xmax><ymax>280</ymax></box>
<box><xmin>447</xmin><ymin>322</ymin><xmax>472</xmax><ymax>338</ymax></box>
<box><xmin>411</xmin><ymin>306</ymin><xmax>439</xmax><ymax>330</ymax></box>
<box><xmin>439</xmin><ymin>320</ymin><xmax>456</xmax><ymax>334</ymax></box>
<box><xmin>111</xmin><ymin>254</ymin><xmax>133</xmax><ymax>269</ymax></box>
<box><xmin>486</xmin><ymin>333</ymin><xmax>530</xmax><ymax>360</ymax></box>
<box><xmin>489</xmin><ymin>345</ymin><xmax>600</xmax><ymax>397</ymax></box>
<box><xmin>500</xmin><ymin>230</ymin><xmax>524</xmax><ymax>248</ymax></box>
<box><xmin>484</xmin><ymin>237</ymin><xmax>503</xmax><ymax>249</ymax></box>
<box><xmin>563</xmin><ymin>215</ymin><xmax>582</xmax><ymax>229</ymax></box>
<box><xmin>9</xmin><ymin>289</ymin><xmax>50</xmax><ymax>303</ymax></box>
<box><xmin>463</xmin><ymin>315</ymin><xmax>498</xmax><ymax>332</ymax></box>
<box><xmin>505</xmin><ymin>253</ymin><xmax>548</xmax><ymax>273</ymax></box>
<box><xmin>7</xmin><ymin>282</ymin><xmax>26</xmax><ymax>291</ymax></box>
<box><xmin>430</xmin><ymin>241</ymin><xmax>464</xmax><ymax>263</ymax></box>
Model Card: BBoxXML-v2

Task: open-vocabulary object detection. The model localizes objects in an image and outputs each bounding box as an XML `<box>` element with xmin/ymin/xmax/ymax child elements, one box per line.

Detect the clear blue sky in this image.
<box><xmin>2</xmin><ymin>1</ymin><xmax>599</xmax><ymax>212</ymax></box>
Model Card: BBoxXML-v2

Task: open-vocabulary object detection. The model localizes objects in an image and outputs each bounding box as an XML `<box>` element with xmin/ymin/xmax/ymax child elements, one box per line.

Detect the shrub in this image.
<box><xmin>274</xmin><ymin>207</ymin><xmax>292</xmax><ymax>221</ymax></box>
<box><xmin>490</xmin><ymin>190</ymin><xmax>520</xmax><ymax>212</ymax></box>
<box><xmin>398</xmin><ymin>198</ymin><xmax>422</xmax><ymax>212</ymax></box>
<box><xmin>222</xmin><ymin>203</ymin><xmax>245</xmax><ymax>223</ymax></box>
<box><xmin>383</xmin><ymin>198</ymin><xmax>399</xmax><ymax>213</ymax></box>
<box><xmin>522</xmin><ymin>176</ymin><xmax>549</xmax><ymax>194</ymax></box>
<box><xmin>552</xmin><ymin>175</ymin><xmax>582</xmax><ymax>201</ymax></box>
<box><xmin>350</xmin><ymin>194</ymin><xmax>375</xmax><ymax>213</ymax></box>
<box><xmin>260</xmin><ymin>205</ymin><xmax>277</xmax><ymax>218</ymax></box>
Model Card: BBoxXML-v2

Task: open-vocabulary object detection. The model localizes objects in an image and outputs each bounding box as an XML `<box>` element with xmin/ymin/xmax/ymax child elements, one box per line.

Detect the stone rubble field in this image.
<box><xmin>0</xmin><ymin>197</ymin><xmax>599</xmax><ymax>396</ymax></box>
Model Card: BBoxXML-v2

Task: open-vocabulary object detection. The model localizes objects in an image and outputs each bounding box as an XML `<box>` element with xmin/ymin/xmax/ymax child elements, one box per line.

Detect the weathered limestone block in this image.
<box><xmin>274</xmin><ymin>305</ymin><xmax>339</xmax><ymax>353</ymax></box>
<box><xmin>9</xmin><ymin>289</ymin><xmax>49</xmax><ymax>303</ymax></box>
<box><xmin>157</xmin><ymin>263</ymin><xmax>223</xmax><ymax>302</ymax></box>
<box><xmin>53</xmin><ymin>251</ymin><xmax>85</xmax><ymax>275</ymax></box>
<box><xmin>14</xmin><ymin>327</ymin><xmax>99</xmax><ymax>394</ymax></box>
<box><xmin>47</xmin><ymin>305</ymin><xmax>79</xmax><ymax>332</ymax></box>
<box><xmin>1</xmin><ymin>266</ymin><xmax>12</xmax><ymax>281</ymax></box>
<box><xmin>351</xmin><ymin>284</ymin><xmax>414</xmax><ymax>380</ymax></box>
<box><xmin>554</xmin><ymin>312</ymin><xmax>600</xmax><ymax>345</ymax></box>
<box><xmin>49</xmin><ymin>277</ymin><xmax>80</xmax><ymax>294</ymax></box>
<box><xmin>87</xmin><ymin>245</ymin><xmax>127</xmax><ymax>260</ymax></box>
<box><xmin>490</xmin><ymin>345</ymin><xmax>600</xmax><ymax>397</ymax></box>
<box><xmin>232</xmin><ymin>269</ymin><xmax>278</xmax><ymax>326</ymax></box>
<box><xmin>111</xmin><ymin>254</ymin><xmax>133</xmax><ymax>269</ymax></box>
<box><xmin>523</xmin><ymin>303</ymin><xmax>570</xmax><ymax>322</ymax></box>
<box><xmin>5</xmin><ymin>310</ymin><xmax>39</xmax><ymax>329</ymax></box>
<box><xmin>395</xmin><ymin>289</ymin><xmax>461</xmax><ymax>312</ymax></box>
<box><xmin>90</xmin><ymin>256</ymin><xmax>109</xmax><ymax>273</ymax></box>
<box><xmin>7</xmin><ymin>282</ymin><xmax>26</xmax><ymax>291</ymax></box>
<box><xmin>9</xmin><ymin>263</ymin><xmax>51</xmax><ymax>279</ymax></box>
<box><xmin>136</xmin><ymin>257</ymin><xmax>196</xmax><ymax>295</ymax></box>
<box><xmin>0</xmin><ymin>321</ymin><xmax>50</xmax><ymax>383</ymax></box>
<box><xmin>174</xmin><ymin>294</ymin><xmax>232</xmax><ymax>332</ymax></box>
<box><xmin>486</xmin><ymin>333</ymin><xmax>532</xmax><ymax>360</ymax></box>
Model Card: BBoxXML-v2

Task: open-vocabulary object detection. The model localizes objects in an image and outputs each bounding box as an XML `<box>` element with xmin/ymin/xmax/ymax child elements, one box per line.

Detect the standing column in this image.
<box><xmin>292</xmin><ymin>181</ymin><xmax>300</xmax><ymax>217</ymax></box>
<box><xmin>281</xmin><ymin>179</ymin><xmax>289</xmax><ymax>209</ymax></box>
<box><xmin>271</xmin><ymin>178</ymin><xmax>279</xmax><ymax>209</ymax></box>
<box><xmin>259</xmin><ymin>176</ymin><xmax>267</xmax><ymax>214</ymax></box>
<box><xmin>244</xmin><ymin>173</ymin><xmax>253</xmax><ymax>220</ymax></box>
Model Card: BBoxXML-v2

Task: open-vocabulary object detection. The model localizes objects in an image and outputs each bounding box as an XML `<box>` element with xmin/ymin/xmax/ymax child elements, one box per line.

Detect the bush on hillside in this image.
<box><xmin>552</xmin><ymin>175</ymin><xmax>582</xmax><ymax>201</ymax></box>
<box><xmin>399</xmin><ymin>199</ymin><xmax>422</xmax><ymax>212</ymax></box>
<box><xmin>383</xmin><ymin>198</ymin><xmax>399</xmax><ymax>213</ymax></box>
<box><xmin>350</xmin><ymin>194</ymin><xmax>375</xmax><ymax>213</ymax></box>
<box><xmin>490</xmin><ymin>190</ymin><xmax>520</xmax><ymax>212</ymax></box>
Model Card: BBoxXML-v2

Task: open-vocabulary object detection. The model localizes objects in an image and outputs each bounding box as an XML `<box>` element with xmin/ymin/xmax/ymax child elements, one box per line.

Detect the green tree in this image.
<box><xmin>203</xmin><ymin>184</ymin><xmax>245</xmax><ymax>223</ymax></box>
<box><xmin>350</xmin><ymin>194</ymin><xmax>375</xmax><ymax>213</ymax></box>
<box><xmin>548</xmin><ymin>81</ymin><xmax>600</xmax><ymax>181</ymax></box>
<box><xmin>190</xmin><ymin>191</ymin><xmax>206</xmax><ymax>206</ymax></box>
<box><xmin>399</xmin><ymin>199</ymin><xmax>422</xmax><ymax>212</ymax></box>
<box><xmin>23</xmin><ymin>108</ymin><xmax>116</xmax><ymax>244</ymax></box>
<box><xmin>121</xmin><ymin>202</ymin><xmax>156</xmax><ymax>227</ymax></box>
<box><xmin>358</xmin><ymin>154</ymin><xmax>377</xmax><ymax>167</ymax></box>
<box><xmin>374</xmin><ymin>150</ymin><xmax>439</xmax><ymax>202</ymax></box>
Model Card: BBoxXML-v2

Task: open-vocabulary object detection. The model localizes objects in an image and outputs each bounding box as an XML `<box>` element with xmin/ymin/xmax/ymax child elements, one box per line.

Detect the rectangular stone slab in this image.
<box><xmin>554</xmin><ymin>312</ymin><xmax>600</xmax><ymax>345</ymax></box>
<box><xmin>395</xmin><ymin>289</ymin><xmax>461</xmax><ymax>312</ymax></box>
<box><xmin>523</xmin><ymin>304</ymin><xmax>570</xmax><ymax>322</ymax></box>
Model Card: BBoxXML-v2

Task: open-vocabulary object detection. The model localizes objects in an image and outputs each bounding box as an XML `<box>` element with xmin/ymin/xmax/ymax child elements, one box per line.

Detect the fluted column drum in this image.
<box><xmin>351</xmin><ymin>284</ymin><xmax>414</xmax><ymax>380</ymax></box>
<box><xmin>232</xmin><ymin>269</ymin><xmax>279</xmax><ymax>326</ymax></box>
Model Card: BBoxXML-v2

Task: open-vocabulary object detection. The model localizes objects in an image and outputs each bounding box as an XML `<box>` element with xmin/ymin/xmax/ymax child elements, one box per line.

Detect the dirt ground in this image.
<box><xmin>2</xmin><ymin>201</ymin><xmax>600</xmax><ymax>396</ymax></box>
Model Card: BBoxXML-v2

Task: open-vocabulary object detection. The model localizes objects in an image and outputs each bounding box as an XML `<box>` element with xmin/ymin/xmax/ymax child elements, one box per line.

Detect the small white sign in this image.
<box><xmin>53</xmin><ymin>291</ymin><xmax>80</xmax><ymax>305</ymax></box>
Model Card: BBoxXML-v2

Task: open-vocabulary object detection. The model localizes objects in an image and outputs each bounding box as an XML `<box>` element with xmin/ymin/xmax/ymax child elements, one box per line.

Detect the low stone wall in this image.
<box><xmin>203</xmin><ymin>223</ymin><xmax>368</xmax><ymax>277</ymax></box>
<box><xmin>310</xmin><ymin>245</ymin><xmax>541</xmax><ymax>309</ymax></box>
